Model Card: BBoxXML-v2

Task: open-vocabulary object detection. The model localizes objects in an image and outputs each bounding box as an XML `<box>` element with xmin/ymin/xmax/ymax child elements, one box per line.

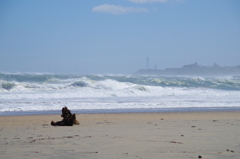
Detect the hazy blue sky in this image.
<box><xmin>1</xmin><ymin>0</ymin><xmax>240</xmax><ymax>74</ymax></box>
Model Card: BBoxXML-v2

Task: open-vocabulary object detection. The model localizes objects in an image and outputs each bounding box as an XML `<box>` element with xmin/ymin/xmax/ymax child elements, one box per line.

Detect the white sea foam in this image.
<box><xmin>0</xmin><ymin>73</ymin><xmax>240</xmax><ymax>113</ymax></box>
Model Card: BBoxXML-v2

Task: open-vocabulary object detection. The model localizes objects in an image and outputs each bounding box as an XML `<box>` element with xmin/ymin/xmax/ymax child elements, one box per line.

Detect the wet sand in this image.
<box><xmin>0</xmin><ymin>111</ymin><xmax>240</xmax><ymax>159</ymax></box>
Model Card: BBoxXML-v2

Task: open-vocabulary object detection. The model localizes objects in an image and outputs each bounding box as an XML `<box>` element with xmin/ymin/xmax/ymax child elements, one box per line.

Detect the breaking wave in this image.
<box><xmin>1</xmin><ymin>73</ymin><xmax>240</xmax><ymax>91</ymax></box>
<box><xmin>1</xmin><ymin>72</ymin><xmax>240</xmax><ymax>113</ymax></box>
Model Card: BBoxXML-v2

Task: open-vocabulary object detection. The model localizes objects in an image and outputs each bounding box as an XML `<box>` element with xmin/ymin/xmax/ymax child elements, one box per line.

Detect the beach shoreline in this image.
<box><xmin>1</xmin><ymin>106</ymin><xmax>240</xmax><ymax>116</ymax></box>
<box><xmin>1</xmin><ymin>111</ymin><xmax>240</xmax><ymax>159</ymax></box>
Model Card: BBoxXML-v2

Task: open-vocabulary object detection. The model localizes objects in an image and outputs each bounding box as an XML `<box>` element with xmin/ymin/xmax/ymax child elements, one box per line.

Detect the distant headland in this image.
<box><xmin>136</xmin><ymin>62</ymin><xmax>240</xmax><ymax>76</ymax></box>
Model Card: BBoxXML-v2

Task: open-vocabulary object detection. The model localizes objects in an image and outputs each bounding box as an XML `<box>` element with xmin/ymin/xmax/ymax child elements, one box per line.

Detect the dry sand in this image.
<box><xmin>0</xmin><ymin>111</ymin><xmax>240</xmax><ymax>159</ymax></box>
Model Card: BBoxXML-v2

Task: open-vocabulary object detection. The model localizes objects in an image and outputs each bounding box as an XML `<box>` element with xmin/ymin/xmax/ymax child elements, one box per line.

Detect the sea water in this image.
<box><xmin>0</xmin><ymin>72</ymin><xmax>240</xmax><ymax>115</ymax></box>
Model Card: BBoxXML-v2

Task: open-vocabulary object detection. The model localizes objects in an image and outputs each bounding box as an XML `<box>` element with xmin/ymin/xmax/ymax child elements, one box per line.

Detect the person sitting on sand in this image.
<box><xmin>51</xmin><ymin>107</ymin><xmax>80</xmax><ymax>126</ymax></box>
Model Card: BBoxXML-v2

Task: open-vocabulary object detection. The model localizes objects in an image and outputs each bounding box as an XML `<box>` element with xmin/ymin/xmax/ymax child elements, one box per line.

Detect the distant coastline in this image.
<box><xmin>136</xmin><ymin>62</ymin><xmax>240</xmax><ymax>76</ymax></box>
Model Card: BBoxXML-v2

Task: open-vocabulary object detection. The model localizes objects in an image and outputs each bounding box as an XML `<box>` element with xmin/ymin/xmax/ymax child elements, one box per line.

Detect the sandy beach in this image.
<box><xmin>0</xmin><ymin>111</ymin><xmax>240</xmax><ymax>159</ymax></box>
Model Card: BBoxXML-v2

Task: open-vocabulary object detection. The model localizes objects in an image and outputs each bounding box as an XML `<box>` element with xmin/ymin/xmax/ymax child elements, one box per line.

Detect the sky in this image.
<box><xmin>0</xmin><ymin>0</ymin><xmax>240</xmax><ymax>74</ymax></box>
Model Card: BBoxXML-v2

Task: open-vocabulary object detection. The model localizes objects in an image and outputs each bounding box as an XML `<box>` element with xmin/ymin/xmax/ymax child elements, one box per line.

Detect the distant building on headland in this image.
<box><xmin>136</xmin><ymin>63</ymin><xmax>240</xmax><ymax>76</ymax></box>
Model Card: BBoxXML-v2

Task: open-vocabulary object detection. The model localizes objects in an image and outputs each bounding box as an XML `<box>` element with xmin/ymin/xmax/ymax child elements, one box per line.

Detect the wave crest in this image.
<box><xmin>1</xmin><ymin>73</ymin><xmax>240</xmax><ymax>91</ymax></box>
<box><xmin>1</xmin><ymin>82</ymin><xmax>15</xmax><ymax>90</ymax></box>
<box><xmin>71</xmin><ymin>81</ymin><xmax>89</xmax><ymax>87</ymax></box>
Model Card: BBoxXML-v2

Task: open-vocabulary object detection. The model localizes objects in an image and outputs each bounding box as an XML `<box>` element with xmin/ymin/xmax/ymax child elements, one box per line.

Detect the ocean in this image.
<box><xmin>1</xmin><ymin>72</ymin><xmax>240</xmax><ymax>115</ymax></box>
